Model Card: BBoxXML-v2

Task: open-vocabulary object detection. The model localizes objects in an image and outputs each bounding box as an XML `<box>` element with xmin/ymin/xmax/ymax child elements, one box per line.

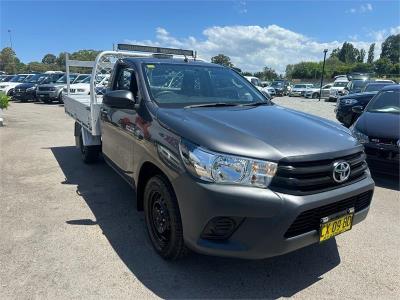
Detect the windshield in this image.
<box><xmin>2</xmin><ymin>75</ymin><xmax>15</xmax><ymax>82</ymax></box>
<box><xmin>80</xmin><ymin>76</ymin><xmax>91</xmax><ymax>84</ymax></box>
<box><xmin>294</xmin><ymin>84</ymin><xmax>305</xmax><ymax>88</ymax></box>
<box><xmin>73</xmin><ymin>75</ymin><xmax>90</xmax><ymax>83</ymax></box>
<box><xmin>56</xmin><ymin>74</ymin><xmax>78</xmax><ymax>84</ymax></box>
<box><xmin>333</xmin><ymin>81</ymin><xmax>348</xmax><ymax>87</ymax></box>
<box><xmin>142</xmin><ymin>63</ymin><xmax>266</xmax><ymax>108</ymax></box>
<box><xmin>367</xmin><ymin>90</ymin><xmax>400</xmax><ymax>114</ymax></box>
<box><xmin>28</xmin><ymin>74</ymin><xmax>47</xmax><ymax>83</ymax></box>
<box><xmin>271</xmin><ymin>81</ymin><xmax>283</xmax><ymax>87</ymax></box>
<box><xmin>11</xmin><ymin>75</ymin><xmax>29</xmax><ymax>82</ymax></box>
<box><xmin>363</xmin><ymin>83</ymin><xmax>392</xmax><ymax>93</ymax></box>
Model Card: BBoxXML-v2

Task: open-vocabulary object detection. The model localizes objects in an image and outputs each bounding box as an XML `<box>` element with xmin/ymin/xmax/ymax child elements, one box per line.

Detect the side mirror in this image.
<box><xmin>352</xmin><ymin>105</ymin><xmax>364</xmax><ymax>114</ymax></box>
<box><xmin>103</xmin><ymin>90</ymin><xmax>136</xmax><ymax>109</ymax></box>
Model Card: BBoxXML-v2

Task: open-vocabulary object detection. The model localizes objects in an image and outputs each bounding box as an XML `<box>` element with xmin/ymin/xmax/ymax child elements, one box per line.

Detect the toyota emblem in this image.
<box><xmin>332</xmin><ymin>161</ymin><xmax>351</xmax><ymax>183</ymax></box>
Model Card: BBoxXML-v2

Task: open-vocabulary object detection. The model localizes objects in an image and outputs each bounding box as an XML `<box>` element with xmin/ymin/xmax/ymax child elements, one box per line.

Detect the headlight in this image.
<box><xmin>179</xmin><ymin>140</ymin><xmax>277</xmax><ymax>188</ymax></box>
<box><xmin>350</xmin><ymin>126</ymin><xmax>369</xmax><ymax>144</ymax></box>
<box><xmin>26</xmin><ymin>87</ymin><xmax>36</xmax><ymax>91</ymax></box>
<box><xmin>342</xmin><ymin>98</ymin><xmax>358</xmax><ymax>105</ymax></box>
<box><xmin>0</xmin><ymin>85</ymin><xmax>7</xmax><ymax>89</ymax></box>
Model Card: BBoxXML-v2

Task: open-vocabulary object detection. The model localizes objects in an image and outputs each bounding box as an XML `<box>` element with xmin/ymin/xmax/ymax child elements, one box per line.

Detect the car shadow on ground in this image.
<box><xmin>371</xmin><ymin>172</ymin><xmax>399</xmax><ymax>191</ymax></box>
<box><xmin>51</xmin><ymin>146</ymin><xmax>341</xmax><ymax>299</ymax></box>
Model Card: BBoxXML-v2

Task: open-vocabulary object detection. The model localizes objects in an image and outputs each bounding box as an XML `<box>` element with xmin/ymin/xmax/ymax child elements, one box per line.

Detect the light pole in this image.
<box><xmin>319</xmin><ymin>49</ymin><xmax>328</xmax><ymax>101</ymax></box>
<box><xmin>8</xmin><ymin>29</ymin><xmax>13</xmax><ymax>49</ymax></box>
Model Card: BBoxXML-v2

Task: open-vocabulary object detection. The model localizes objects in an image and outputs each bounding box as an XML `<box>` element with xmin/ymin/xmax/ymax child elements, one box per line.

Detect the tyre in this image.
<box><xmin>312</xmin><ymin>93</ymin><xmax>319</xmax><ymax>99</ymax></box>
<box><xmin>58</xmin><ymin>92</ymin><xmax>63</xmax><ymax>103</ymax></box>
<box><xmin>6</xmin><ymin>89</ymin><xmax>13</xmax><ymax>97</ymax></box>
<box><xmin>79</xmin><ymin>133</ymin><xmax>99</xmax><ymax>164</ymax></box>
<box><xmin>144</xmin><ymin>175</ymin><xmax>188</xmax><ymax>260</ymax></box>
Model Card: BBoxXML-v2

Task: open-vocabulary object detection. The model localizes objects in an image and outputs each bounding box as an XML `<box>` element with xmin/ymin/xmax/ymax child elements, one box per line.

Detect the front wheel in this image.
<box><xmin>144</xmin><ymin>175</ymin><xmax>188</xmax><ymax>260</ymax></box>
<box><xmin>312</xmin><ymin>93</ymin><xmax>319</xmax><ymax>99</ymax></box>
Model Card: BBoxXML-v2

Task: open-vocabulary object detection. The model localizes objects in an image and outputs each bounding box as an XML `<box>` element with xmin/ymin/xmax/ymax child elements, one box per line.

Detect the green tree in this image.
<box><xmin>357</xmin><ymin>49</ymin><xmax>366</xmax><ymax>63</ymax></box>
<box><xmin>26</xmin><ymin>62</ymin><xmax>51</xmax><ymax>73</ymax></box>
<box><xmin>337</xmin><ymin>42</ymin><xmax>359</xmax><ymax>64</ymax></box>
<box><xmin>56</xmin><ymin>52</ymin><xmax>69</xmax><ymax>71</ymax></box>
<box><xmin>367</xmin><ymin>43</ymin><xmax>375</xmax><ymax>63</ymax></box>
<box><xmin>211</xmin><ymin>54</ymin><xmax>234</xmax><ymax>68</ymax></box>
<box><xmin>0</xmin><ymin>47</ymin><xmax>17</xmax><ymax>74</ymax></box>
<box><xmin>241</xmin><ymin>71</ymin><xmax>253</xmax><ymax>76</ymax></box>
<box><xmin>42</xmin><ymin>53</ymin><xmax>57</xmax><ymax>64</ymax></box>
<box><xmin>380</xmin><ymin>34</ymin><xmax>400</xmax><ymax>64</ymax></box>
<box><xmin>374</xmin><ymin>58</ymin><xmax>393</xmax><ymax>76</ymax></box>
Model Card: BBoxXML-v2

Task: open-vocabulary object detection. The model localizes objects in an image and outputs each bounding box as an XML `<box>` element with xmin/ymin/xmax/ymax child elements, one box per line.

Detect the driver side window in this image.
<box><xmin>115</xmin><ymin>66</ymin><xmax>138</xmax><ymax>98</ymax></box>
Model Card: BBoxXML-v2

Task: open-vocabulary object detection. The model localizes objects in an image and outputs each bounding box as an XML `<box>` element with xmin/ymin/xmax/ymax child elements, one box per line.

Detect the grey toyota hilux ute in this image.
<box><xmin>76</xmin><ymin>53</ymin><xmax>374</xmax><ymax>260</ymax></box>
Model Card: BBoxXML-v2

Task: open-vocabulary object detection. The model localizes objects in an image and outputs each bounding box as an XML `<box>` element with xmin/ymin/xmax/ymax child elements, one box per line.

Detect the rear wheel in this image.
<box><xmin>79</xmin><ymin>133</ymin><xmax>99</xmax><ymax>164</ymax></box>
<box><xmin>312</xmin><ymin>93</ymin><xmax>319</xmax><ymax>99</ymax></box>
<box><xmin>144</xmin><ymin>175</ymin><xmax>188</xmax><ymax>260</ymax></box>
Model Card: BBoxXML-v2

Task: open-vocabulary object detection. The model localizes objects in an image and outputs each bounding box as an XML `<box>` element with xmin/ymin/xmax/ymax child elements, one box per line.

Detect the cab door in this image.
<box><xmin>100</xmin><ymin>63</ymin><xmax>139</xmax><ymax>181</ymax></box>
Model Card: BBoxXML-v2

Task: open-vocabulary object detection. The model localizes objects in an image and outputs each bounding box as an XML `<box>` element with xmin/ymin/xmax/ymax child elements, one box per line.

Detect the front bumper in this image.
<box><xmin>36</xmin><ymin>91</ymin><xmax>58</xmax><ymax>100</ymax></box>
<box><xmin>290</xmin><ymin>91</ymin><xmax>303</xmax><ymax>97</ymax></box>
<box><xmin>365</xmin><ymin>143</ymin><xmax>400</xmax><ymax>176</ymax></box>
<box><xmin>173</xmin><ymin>175</ymin><xmax>374</xmax><ymax>259</ymax></box>
<box><xmin>13</xmin><ymin>90</ymin><xmax>36</xmax><ymax>100</ymax></box>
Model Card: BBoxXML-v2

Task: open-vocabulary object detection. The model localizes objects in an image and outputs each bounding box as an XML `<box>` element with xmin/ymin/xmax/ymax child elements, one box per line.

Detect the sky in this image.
<box><xmin>1</xmin><ymin>0</ymin><xmax>399</xmax><ymax>73</ymax></box>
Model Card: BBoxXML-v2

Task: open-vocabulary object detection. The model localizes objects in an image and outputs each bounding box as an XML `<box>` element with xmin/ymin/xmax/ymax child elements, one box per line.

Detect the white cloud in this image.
<box><xmin>347</xmin><ymin>3</ymin><xmax>373</xmax><ymax>14</ymax></box>
<box><xmin>125</xmin><ymin>25</ymin><xmax>396</xmax><ymax>74</ymax></box>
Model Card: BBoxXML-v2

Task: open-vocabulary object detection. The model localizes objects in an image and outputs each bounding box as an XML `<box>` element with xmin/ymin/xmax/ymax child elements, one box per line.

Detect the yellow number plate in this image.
<box><xmin>320</xmin><ymin>213</ymin><xmax>353</xmax><ymax>242</ymax></box>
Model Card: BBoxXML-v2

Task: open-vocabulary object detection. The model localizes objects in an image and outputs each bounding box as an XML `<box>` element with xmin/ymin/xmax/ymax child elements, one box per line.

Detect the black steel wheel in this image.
<box><xmin>144</xmin><ymin>175</ymin><xmax>188</xmax><ymax>260</ymax></box>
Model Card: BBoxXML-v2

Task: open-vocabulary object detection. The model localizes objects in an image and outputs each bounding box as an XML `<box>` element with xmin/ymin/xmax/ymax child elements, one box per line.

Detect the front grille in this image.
<box><xmin>285</xmin><ymin>191</ymin><xmax>373</xmax><ymax>238</ymax></box>
<box><xmin>38</xmin><ymin>86</ymin><xmax>52</xmax><ymax>91</ymax></box>
<box><xmin>270</xmin><ymin>151</ymin><xmax>368</xmax><ymax>195</ymax></box>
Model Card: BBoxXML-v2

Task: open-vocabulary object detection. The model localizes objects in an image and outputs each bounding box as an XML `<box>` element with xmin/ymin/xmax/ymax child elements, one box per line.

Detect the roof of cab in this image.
<box><xmin>123</xmin><ymin>57</ymin><xmax>221</xmax><ymax>67</ymax></box>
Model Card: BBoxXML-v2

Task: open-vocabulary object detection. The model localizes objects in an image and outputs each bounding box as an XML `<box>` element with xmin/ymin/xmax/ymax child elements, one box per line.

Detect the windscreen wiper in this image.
<box><xmin>184</xmin><ymin>102</ymin><xmax>242</xmax><ymax>108</ymax></box>
<box><xmin>240</xmin><ymin>101</ymin><xmax>272</xmax><ymax>107</ymax></box>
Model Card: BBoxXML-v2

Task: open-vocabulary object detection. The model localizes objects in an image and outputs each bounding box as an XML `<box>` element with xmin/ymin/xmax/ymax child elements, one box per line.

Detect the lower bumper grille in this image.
<box><xmin>285</xmin><ymin>191</ymin><xmax>373</xmax><ymax>238</ymax></box>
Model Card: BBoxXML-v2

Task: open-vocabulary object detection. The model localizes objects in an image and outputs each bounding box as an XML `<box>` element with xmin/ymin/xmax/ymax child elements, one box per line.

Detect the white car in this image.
<box><xmin>328</xmin><ymin>78</ymin><xmax>350</xmax><ymax>102</ymax></box>
<box><xmin>65</xmin><ymin>75</ymin><xmax>109</xmax><ymax>95</ymax></box>
<box><xmin>244</xmin><ymin>76</ymin><xmax>271</xmax><ymax>98</ymax></box>
<box><xmin>289</xmin><ymin>84</ymin><xmax>315</xmax><ymax>97</ymax></box>
<box><xmin>0</xmin><ymin>74</ymin><xmax>32</xmax><ymax>96</ymax></box>
<box><xmin>304</xmin><ymin>83</ymin><xmax>333</xmax><ymax>99</ymax></box>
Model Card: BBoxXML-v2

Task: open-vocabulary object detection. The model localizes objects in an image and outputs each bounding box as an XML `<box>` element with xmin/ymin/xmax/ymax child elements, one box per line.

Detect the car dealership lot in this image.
<box><xmin>0</xmin><ymin>98</ymin><xmax>399</xmax><ymax>299</ymax></box>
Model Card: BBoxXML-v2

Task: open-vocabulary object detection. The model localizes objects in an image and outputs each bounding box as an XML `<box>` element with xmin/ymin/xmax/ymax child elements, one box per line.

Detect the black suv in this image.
<box><xmin>13</xmin><ymin>73</ymin><xmax>64</xmax><ymax>102</ymax></box>
<box><xmin>336</xmin><ymin>81</ymin><xmax>395</xmax><ymax>127</ymax></box>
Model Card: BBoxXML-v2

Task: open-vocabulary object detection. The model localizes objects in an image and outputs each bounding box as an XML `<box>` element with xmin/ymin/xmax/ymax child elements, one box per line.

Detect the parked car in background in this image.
<box><xmin>336</xmin><ymin>81</ymin><xmax>396</xmax><ymax>127</ymax></box>
<box><xmin>64</xmin><ymin>74</ymin><xmax>109</xmax><ymax>95</ymax></box>
<box><xmin>244</xmin><ymin>76</ymin><xmax>271</xmax><ymax>98</ymax></box>
<box><xmin>350</xmin><ymin>85</ymin><xmax>399</xmax><ymax>176</ymax></box>
<box><xmin>345</xmin><ymin>79</ymin><xmax>369</xmax><ymax>94</ymax></box>
<box><xmin>0</xmin><ymin>74</ymin><xmax>32</xmax><ymax>96</ymax></box>
<box><xmin>36</xmin><ymin>73</ymin><xmax>78</xmax><ymax>103</ymax></box>
<box><xmin>289</xmin><ymin>83</ymin><xmax>314</xmax><ymax>97</ymax></box>
<box><xmin>328</xmin><ymin>77</ymin><xmax>350</xmax><ymax>102</ymax></box>
<box><xmin>304</xmin><ymin>83</ymin><xmax>333</xmax><ymax>99</ymax></box>
<box><xmin>271</xmin><ymin>80</ymin><xmax>291</xmax><ymax>96</ymax></box>
<box><xmin>13</xmin><ymin>73</ymin><xmax>64</xmax><ymax>102</ymax></box>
